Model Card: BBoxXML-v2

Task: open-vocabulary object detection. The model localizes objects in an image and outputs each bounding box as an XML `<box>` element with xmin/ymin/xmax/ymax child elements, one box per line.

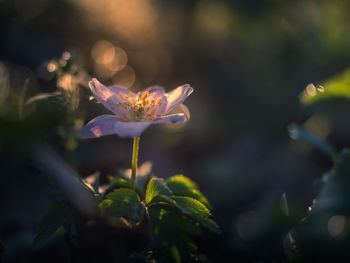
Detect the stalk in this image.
<box><xmin>131</xmin><ymin>136</ymin><xmax>140</xmax><ymax>189</ymax></box>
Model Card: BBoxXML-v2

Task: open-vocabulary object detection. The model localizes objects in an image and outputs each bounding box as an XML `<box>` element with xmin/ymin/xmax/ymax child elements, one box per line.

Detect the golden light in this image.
<box><xmin>47</xmin><ymin>60</ymin><xmax>57</xmax><ymax>72</ymax></box>
<box><xmin>112</xmin><ymin>66</ymin><xmax>136</xmax><ymax>88</ymax></box>
<box><xmin>71</xmin><ymin>0</ymin><xmax>158</xmax><ymax>43</ymax></box>
<box><xmin>305</xmin><ymin>83</ymin><xmax>317</xmax><ymax>97</ymax></box>
<box><xmin>91</xmin><ymin>40</ymin><xmax>116</xmax><ymax>65</ymax></box>
<box><xmin>105</xmin><ymin>47</ymin><xmax>128</xmax><ymax>72</ymax></box>
<box><xmin>57</xmin><ymin>74</ymin><xmax>74</xmax><ymax>92</ymax></box>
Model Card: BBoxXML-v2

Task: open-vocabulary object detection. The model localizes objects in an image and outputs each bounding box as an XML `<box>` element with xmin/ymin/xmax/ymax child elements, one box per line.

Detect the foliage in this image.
<box><xmin>286</xmin><ymin>122</ymin><xmax>350</xmax><ymax>261</ymax></box>
<box><xmin>301</xmin><ymin>69</ymin><xmax>350</xmax><ymax>104</ymax></box>
<box><xmin>36</xmin><ymin>167</ymin><xmax>219</xmax><ymax>262</ymax></box>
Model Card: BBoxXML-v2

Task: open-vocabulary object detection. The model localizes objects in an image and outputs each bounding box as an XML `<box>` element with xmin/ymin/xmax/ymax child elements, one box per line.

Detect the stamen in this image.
<box><xmin>117</xmin><ymin>90</ymin><xmax>161</xmax><ymax>121</ymax></box>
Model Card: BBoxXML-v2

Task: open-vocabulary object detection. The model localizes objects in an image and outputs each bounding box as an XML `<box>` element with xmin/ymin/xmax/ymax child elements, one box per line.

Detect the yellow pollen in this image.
<box><xmin>156</xmin><ymin>98</ymin><xmax>162</xmax><ymax>105</ymax></box>
<box><xmin>117</xmin><ymin>90</ymin><xmax>162</xmax><ymax>121</ymax></box>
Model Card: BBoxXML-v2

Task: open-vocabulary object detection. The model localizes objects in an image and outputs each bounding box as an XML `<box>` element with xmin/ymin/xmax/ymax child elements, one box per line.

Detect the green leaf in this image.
<box><xmin>172</xmin><ymin>196</ymin><xmax>220</xmax><ymax>234</ymax></box>
<box><xmin>118</xmin><ymin>161</ymin><xmax>153</xmax><ymax>193</ymax></box>
<box><xmin>148</xmin><ymin>205</ymin><xmax>202</xmax><ymax>252</ymax></box>
<box><xmin>170</xmin><ymin>245</ymin><xmax>181</xmax><ymax>263</ymax></box>
<box><xmin>34</xmin><ymin>200</ymin><xmax>72</xmax><ymax>247</ymax></box>
<box><xmin>145</xmin><ymin>178</ymin><xmax>173</xmax><ymax>204</ymax></box>
<box><xmin>149</xmin><ymin>194</ymin><xmax>177</xmax><ymax>206</ymax></box>
<box><xmin>166</xmin><ymin>175</ymin><xmax>211</xmax><ymax>208</ymax></box>
<box><xmin>166</xmin><ymin>175</ymin><xmax>197</xmax><ymax>192</ymax></box>
<box><xmin>105</xmin><ymin>176</ymin><xmax>143</xmax><ymax>197</ymax></box>
<box><xmin>288</xmin><ymin>124</ymin><xmax>337</xmax><ymax>161</ymax></box>
<box><xmin>301</xmin><ymin>69</ymin><xmax>350</xmax><ymax>104</ymax></box>
<box><xmin>99</xmin><ymin>188</ymin><xmax>144</xmax><ymax>222</ymax></box>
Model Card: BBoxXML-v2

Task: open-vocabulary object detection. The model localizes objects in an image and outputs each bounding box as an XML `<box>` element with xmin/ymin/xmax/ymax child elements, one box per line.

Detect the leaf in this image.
<box><xmin>34</xmin><ymin>200</ymin><xmax>72</xmax><ymax>248</ymax></box>
<box><xmin>172</xmin><ymin>196</ymin><xmax>220</xmax><ymax>234</ymax></box>
<box><xmin>82</xmin><ymin>171</ymin><xmax>100</xmax><ymax>194</ymax></box>
<box><xmin>148</xmin><ymin>205</ymin><xmax>202</xmax><ymax>252</ymax></box>
<box><xmin>166</xmin><ymin>175</ymin><xmax>211</xmax><ymax>208</ymax></box>
<box><xmin>166</xmin><ymin>175</ymin><xmax>197</xmax><ymax>192</ymax></box>
<box><xmin>99</xmin><ymin>188</ymin><xmax>144</xmax><ymax>222</ymax></box>
<box><xmin>105</xmin><ymin>176</ymin><xmax>143</xmax><ymax>197</ymax></box>
<box><xmin>301</xmin><ymin>69</ymin><xmax>350</xmax><ymax>104</ymax></box>
<box><xmin>119</xmin><ymin>161</ymin><xmax>153</xmax><ymax>193</ymax></box>
<box><xmin>288</xmin><ymin>124</ymin><xmax>337</xmax><ymax>161</ymax></box>
<box><xmin>145</xmin><ymin>178</ymin><xmax>173</xmax><ymax>204</ymax></box>
<box><xmin>149</xmin><ymin>194</ymin><xmax>177</xmax><ymax>206</ymax></box>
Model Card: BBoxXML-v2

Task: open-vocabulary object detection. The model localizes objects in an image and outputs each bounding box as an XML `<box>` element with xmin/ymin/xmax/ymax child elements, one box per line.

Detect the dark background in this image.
<box><xmin>1</xmin><ymin>0</ymin><xmax>350</xmax><ymax>262</ymax></box>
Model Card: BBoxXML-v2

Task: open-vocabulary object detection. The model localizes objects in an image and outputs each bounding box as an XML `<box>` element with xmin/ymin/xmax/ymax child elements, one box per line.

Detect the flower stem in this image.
<box><xmin>131</xmin><ymin>136</ymin><xmax>140</xmax><ymax>189</ymax></box>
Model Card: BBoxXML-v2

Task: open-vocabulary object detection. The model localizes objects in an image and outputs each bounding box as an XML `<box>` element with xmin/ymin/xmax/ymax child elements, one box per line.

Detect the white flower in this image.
<box><xmin>81</xmin><ymin>78</ymin><xmax>193</xmax><ymax>138</ymax></box>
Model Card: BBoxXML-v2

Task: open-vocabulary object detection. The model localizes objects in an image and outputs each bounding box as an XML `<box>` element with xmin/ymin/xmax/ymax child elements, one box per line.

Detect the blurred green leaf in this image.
<box><xmin>172</xmin><ymin>196</ymin><xmax>219</xmax><ymax>234</ymax></box>
<box><xmin>166</xmin><ymin>175</ymin><xmax>211</xmax><ymax>208</ymax></box>
<box><xmin>288</xmin><ymin>124</ymin><xmax>337</xmax><ymax>161</ymax></box>
<box><xmin>301</xmin><ymin>69</ymin><xmax>350</xmax><ymax>104</ymax></box>
<box><xmin>170</xmin><ymin>245</ymin><xmax>181</xmax><ymax>263</ymax></box>
<box><xmin>99</xmin><ymin>188</ymin><xmax>144</xmax><ymax>222</ymax></box>
<box><xmin>148</xmin><ymin>205</ymin><xmax>202</xmax><ymax>255</ymax></box>
<box><xmin>105</xmin><ymin>176</ymin><xmax>143</xmax><ymax>197</ymax></box>
<box><xmin>34</xmin><ymin>200</ymin><xmax>72</xmax><ymax>248</ymax></box>
<box><xmin>145</xmin><ymin>178</ymin><xmax>173</xmax><ymax>204</ymax></box>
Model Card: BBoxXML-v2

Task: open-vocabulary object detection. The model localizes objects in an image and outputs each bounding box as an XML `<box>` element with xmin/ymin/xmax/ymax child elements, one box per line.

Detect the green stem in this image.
<box><xmin>131</xmin><ymin>136</ymin><xmax>140</xmax><ymax>189</ymax></box>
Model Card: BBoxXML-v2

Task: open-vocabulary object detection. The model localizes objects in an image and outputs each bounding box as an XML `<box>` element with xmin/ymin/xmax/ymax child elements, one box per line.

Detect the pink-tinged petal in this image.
<box><xmin>163</xmin><ymin>84</ymin><xmax>193</xmax><ymax>114</ymax></box>
<box><xmin>142</xmin><ymin>85</ymin><xmax>167</xmax><ymax>116</ymax></box>
<box><xmin>153</xmin><ymin>113</ymin><xmax>187</xmax><ymax>124</ymax></box>
<box><xmin>89</xmin><ymin>78</ymin><xmax>135</xmax><ymax>116</ymax></box>
<box><xmin>113</xmin><ymin>114</ymin><xmax>187</xmax><ymax>138</ymax></box>
<box><xmin>113</xmin><ymin>121</ymin><xmax>152</xmax><ymax>138</ymax></box>
<box><xmin>143</xmin><ymin>85</ymin><xmax>165</xmax><ymax>95</ymax></box>
<box><xmin>81</xmin><ymin>114</ymin><xmax>120</xmax><ymax>138</ymax></box>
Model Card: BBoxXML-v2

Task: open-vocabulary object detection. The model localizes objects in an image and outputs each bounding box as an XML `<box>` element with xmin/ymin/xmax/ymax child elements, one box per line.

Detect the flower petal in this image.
<box><xmin>113</xmin><ymin>114</ymin><xmax>186</xmax><ymax>138</ymax></box>
<box><xmin>163</xmin><ymin>84</ymin><xmax>193</xmax><ymax>114</ymax></box>
<box><xmin>153</xmin><ymin>113</ymin><xmax>187</xmax><ymax>124</ymax></box>
<box><xmin>113</xmin><ymin>121</ymin><xmax>152</xmax><ymax>138</ymax></box>
<box><xmin>89</xmin><ymin>78</ymin><xmax>135</xmax><ymax>116</ymax></box>
<box><xmin>140</xmin><ymin>85</ymin><xmax>167</xmax><ymax>117</ymax></box>
<box><xmin>81</xmin><ymin>114</ymin><xmax>120</xmax><ymax>138</ymax></box>
<box><xmin>143</xmin><ymin>85</ymin><xmax>165</xmax><ymax>95</ymax></box>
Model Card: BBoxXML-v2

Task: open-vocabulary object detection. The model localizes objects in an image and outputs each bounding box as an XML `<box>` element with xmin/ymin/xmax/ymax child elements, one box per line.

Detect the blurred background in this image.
<box><xmin>1</xmin><ymin>0</ymin><xmax>350</xmax><ymax>262</ymax></box>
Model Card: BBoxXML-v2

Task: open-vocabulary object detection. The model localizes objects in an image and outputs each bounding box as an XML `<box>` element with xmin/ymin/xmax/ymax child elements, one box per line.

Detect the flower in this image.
<box><xmin>81</xmin><ymin>78</ymin><xmax>193</xmax><ymax>138</ymax></box>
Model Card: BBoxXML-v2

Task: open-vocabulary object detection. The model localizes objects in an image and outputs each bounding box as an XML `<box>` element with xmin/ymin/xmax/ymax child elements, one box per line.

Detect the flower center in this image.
<box><xmin>116</xmin><ymin>91</ymin><xmax>163</xmax><ymax>121</ymax></box>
